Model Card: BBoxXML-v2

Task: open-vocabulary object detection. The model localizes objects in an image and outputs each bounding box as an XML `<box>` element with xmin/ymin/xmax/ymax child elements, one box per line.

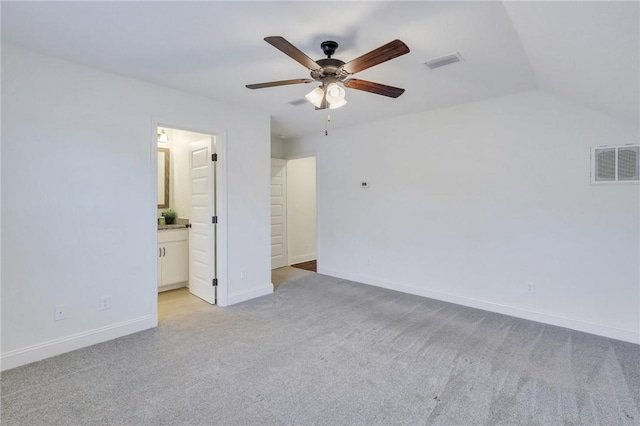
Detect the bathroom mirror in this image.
<box><xmin>158</xmin><ymin>148</ymin><xmax>170</xmax><ymax>208</ymax></box>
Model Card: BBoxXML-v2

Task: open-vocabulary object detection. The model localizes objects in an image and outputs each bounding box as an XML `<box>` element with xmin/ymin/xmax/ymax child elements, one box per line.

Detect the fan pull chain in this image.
<box><xmin>325</xmin><ymin>114</ymin><xmax>331</xmax><ymax>136</ymax></box>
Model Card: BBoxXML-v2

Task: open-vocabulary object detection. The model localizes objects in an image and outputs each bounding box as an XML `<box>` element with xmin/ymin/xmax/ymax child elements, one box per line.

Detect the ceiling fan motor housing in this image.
<box><xmin>321</xmin><ymin>40</ymin><xmax>339</xmax><ymax>58</ymax></box>
<box><xmin>313</xmin><ymin>41</ymin><xmax>347</xmax><ymax>82</ymax></box>
<box><xmin>311</xmin><ymin>58</ymin><xmax>348</xmax><ymax>82</ymax></box>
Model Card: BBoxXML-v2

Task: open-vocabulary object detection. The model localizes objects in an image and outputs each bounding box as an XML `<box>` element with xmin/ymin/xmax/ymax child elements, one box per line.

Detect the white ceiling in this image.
<box><xmin>2</xmin><ymin>1</ymin><xmax>638</xmax><ymax>139</ymax></box>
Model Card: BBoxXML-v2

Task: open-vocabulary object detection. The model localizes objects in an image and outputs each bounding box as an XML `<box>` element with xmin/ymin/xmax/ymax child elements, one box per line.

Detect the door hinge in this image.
<box><xmin>212</xmin><ymin>216</ymin><xmax>218</xmax><ymax>224</ymax></box>
<box><xmin>212</xmin><ymin>153</ymin><xmax>218</xmax><ymax>162</ymax></box>
<box><xmin>212</xmin><ymin>278</ymin><xmax>218</xmax><ymax>287</ymax></box>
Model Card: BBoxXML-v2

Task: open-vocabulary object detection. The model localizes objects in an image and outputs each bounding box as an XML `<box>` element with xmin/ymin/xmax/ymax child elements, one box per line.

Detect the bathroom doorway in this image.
<box><xmin>156</xmin><ymin>125</ymin><xmax>220</xmax><ymax>321</ymax></box>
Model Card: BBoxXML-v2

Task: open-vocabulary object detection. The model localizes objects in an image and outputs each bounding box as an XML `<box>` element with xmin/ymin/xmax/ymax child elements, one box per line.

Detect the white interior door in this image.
<box><xmin>189</xmin><ymin>137</ymin><xmax>216</xmax><ymax>304</ymax></box>
<box><xmin>271</xmin><ymin>159</ymin><xmax>288</xmax><ymax>269</ymax></box>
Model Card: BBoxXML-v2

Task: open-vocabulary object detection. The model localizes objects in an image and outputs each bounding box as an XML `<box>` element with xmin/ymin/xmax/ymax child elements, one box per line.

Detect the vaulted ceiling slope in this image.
<box><xmin>504</xmin><ymin>1</ymin><xmax>639</xmax><ymax>128</ymax></box>
<box><xmin>1</xmin><ymin>1</ymin><xmax>637</xmax><ymax>138</ymax></box>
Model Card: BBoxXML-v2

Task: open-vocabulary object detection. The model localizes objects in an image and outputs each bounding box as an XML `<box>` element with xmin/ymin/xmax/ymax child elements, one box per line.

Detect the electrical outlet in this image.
<box><xmin>100</xmin><ymin>296</ymin><xmax>111</xmax><ymax>311</ymax></box>
<box><xmin>526</xmin><ymin>282</ymin><xmax>536</xmax><ymax>294</ymax></box>
<box><xmin>241</xmin><ymin>268</ymin><xmax>247</xmax><ymax>279</ymax></box>
<box><xmin>54</xmin><ymin>304</ymin><xmax>67</xmax><ymax>321</ymax></box>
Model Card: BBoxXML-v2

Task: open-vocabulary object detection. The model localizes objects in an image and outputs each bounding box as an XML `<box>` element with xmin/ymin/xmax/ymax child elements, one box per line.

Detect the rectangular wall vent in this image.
<box><xmin>591</xmin><ymin>145</ymin><xmax>639</xmax><ymax>184</ymax></box>
<box><xmin>288</xmin><ymin>98</ymin><xmax>308</xmax><ymax>106</ymax></box>
<box><xmin>424</xmin><ymin>52</ymin><xmax>464</xmax><ymax>69</ymax></box>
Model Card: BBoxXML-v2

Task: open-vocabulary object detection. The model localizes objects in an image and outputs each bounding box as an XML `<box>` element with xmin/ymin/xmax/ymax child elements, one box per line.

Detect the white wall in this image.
<box><xmin>286</xmin><ymin>156</ymin><xmax>317</xmax><ymax>265</ymax></box>
<box><xmin>284</xmin><ymin>89</ymin><xmax>640</xmax><ymax>343</ymax></box>
<box><xmin>271</xmin><ymin>137</ymin><xmax>284</xmax><ymax>159</ymax></box>
<box><xmin>1</xmin><ymin>43</ymin><xmax>272</xmax><ymax>369</ymax></box>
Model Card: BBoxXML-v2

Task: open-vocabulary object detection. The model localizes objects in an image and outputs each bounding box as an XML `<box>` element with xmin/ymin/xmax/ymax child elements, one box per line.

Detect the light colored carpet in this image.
<box><xmin>2</xmin><ymin>273</ymin><xmax>639</xmax><ymax>425</ymax></box>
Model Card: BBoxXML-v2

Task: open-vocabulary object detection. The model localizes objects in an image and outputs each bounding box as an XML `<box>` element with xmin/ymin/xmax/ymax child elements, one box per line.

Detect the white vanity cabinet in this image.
<box><xmin>158</xmin><ymin>229</ymin><xmax>188</xmax><ymax>291</ymax></box>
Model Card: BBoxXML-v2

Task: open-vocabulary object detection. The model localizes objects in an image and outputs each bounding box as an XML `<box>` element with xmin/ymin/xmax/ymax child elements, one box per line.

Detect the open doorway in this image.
<box><xmin>271</xmin><ymin>154</ymin><xmax>318</xmax><ymax>290</ymax></box>
<box><xmin>286</xmin><ymin>155</ymin><xmax>317</xmax><ymax>272</ymax></box>
<box><xmin>156</xmin><ymin>126</ymin><xmax>218</xmax><ymax>322</ymax></box>
<box><xmin>270</xmin><ymin>154</ymin><xmax>317</xmax><ymax>278</ymax></box>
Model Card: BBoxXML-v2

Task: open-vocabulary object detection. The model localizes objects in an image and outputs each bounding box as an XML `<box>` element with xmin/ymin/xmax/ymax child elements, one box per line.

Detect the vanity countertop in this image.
<box><xmin>158</xmin><ymin>217</ymin><xmax>189</xmax><ymax>231</ymax></box>
<box><xmin>158</xmin><ymin>224</ymin><xmax>189</xmax><ymax>231</ymax></box>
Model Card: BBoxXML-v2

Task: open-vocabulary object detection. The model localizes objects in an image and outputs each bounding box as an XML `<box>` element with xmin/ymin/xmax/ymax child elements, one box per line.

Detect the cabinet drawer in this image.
<box><xmin>158</xmin><ymin>229</ymin><xmax>188</xmax><ymax>243</ymax></box>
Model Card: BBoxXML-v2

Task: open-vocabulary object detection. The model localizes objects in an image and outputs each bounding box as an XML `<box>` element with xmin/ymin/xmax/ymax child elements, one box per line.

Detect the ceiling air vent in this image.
<box><xmin>288</xmin><ymin>98</ymin><xmax>308</xmax><ymax>106</ymax></box>
<box><xmin>424</xmin><ymin>52</ymin><xmax>464</xmax><ymax>69</ymax></box>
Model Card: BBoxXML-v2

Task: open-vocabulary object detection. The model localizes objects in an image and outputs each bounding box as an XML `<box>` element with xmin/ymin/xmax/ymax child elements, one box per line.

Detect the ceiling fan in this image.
<box><xmin>246</xmin><ymin>36</ymin><xmax>410</xmax><ymax>110</ymax></box>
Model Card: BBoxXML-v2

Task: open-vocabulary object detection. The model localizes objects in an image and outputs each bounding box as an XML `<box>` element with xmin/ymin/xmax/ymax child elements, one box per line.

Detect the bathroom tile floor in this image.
<box><xmin>158</xmin><ymin>287</ymin><xmax>211</xmax><ymax>322</ymax></box>
<box><xmin>158</xmin><ymin>266</ymin><xmax>316</xmax><ymax>321</ymax></box>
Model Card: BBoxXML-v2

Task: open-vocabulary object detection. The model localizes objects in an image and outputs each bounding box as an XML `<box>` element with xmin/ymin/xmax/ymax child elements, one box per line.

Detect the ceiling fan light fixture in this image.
<box><xmin>305</xmin><ymin>87</ymin><xmax>325</xmax><ymax>108</ymax></box>
<box><xmin>329</xmin><ymin>98</ymin><xmax>347</xmax><ymax>109</ymax></box>
<box><xmin>322</xmin><ymin>82</ymin><xmax>347</xmax><ymax>110</ymax></box>
<box><xmin>326</xmin><ymin>83</ymin><xmax>345</xmax><ymax>101</ymax></box>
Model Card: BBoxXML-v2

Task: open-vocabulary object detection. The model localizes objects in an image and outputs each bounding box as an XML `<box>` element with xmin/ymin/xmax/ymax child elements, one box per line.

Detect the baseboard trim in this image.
<box><xmin>289</xmin><ymin>253</ymin><xmax>316</xmax><ymax>265</ymax></box>
<box><xmin>228</xmin><ymin>283</ymin><xmax>273</xmax><ymax>305</ymax></box>
<box><xmin>320</xmin><ymin>267</ymin><xmax>639</xmax><ymax>344</ymax></box>
<box><xmin>1</xmin><ymin>316</ymin><xmax>155</xmax><ymax>371</ymax></box>
<box><xmin>158</xmin><ymin>282</ymin><xmax>187</xmax><ymax>292</ymax></box>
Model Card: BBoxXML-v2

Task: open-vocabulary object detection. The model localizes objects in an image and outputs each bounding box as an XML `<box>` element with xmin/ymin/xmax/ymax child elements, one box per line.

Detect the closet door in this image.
<box><xmin>271</xmin><ymin>158</ymin><xmax>288</xmax><ymax>269</ymax></box>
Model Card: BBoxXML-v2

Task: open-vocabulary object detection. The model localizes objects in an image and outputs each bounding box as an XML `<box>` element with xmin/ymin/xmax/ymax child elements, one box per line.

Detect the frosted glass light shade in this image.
<box><xmin>305</xmin><ymin>87</ymin><xmax>325</xmax><ymax>108</ymax></box>
<box><xmin>326</xmin><ymin>83</ymin><xmax>346</xmax><ymax>109</ymax></box>
<box><xmin>306</xmin><ymin>83</ymin><xmax>347</xmax><ymax>110</ymax></box>
<box><xmin>326</xmin><ymin>83</ymin><xmax>345</xmax><ymax>101</ymax></box>
<box><xmin>329</xmin><ymin>98</ymin><xmax>347</xmax><ymax>109</ymax></box>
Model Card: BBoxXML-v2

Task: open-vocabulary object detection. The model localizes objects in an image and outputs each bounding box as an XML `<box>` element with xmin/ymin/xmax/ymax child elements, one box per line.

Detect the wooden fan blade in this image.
<box><xmin>343</xmin><ymin>79</ymin><xmax>405</xmax><ymax>98</ymax></box>
<box><xmin>341</xmin><ymin>40</ymin><xmax>410</xmax><ymax>74</ymax></box>
<box><xmin>264</xmin><ymin>36</ymin><xmax>321</xmax><ymax>70</ymax></box>
<box><xmin>246</xmin><ymin>79</ymin><xmax>314</xmax><ymax>89</ymax></box>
